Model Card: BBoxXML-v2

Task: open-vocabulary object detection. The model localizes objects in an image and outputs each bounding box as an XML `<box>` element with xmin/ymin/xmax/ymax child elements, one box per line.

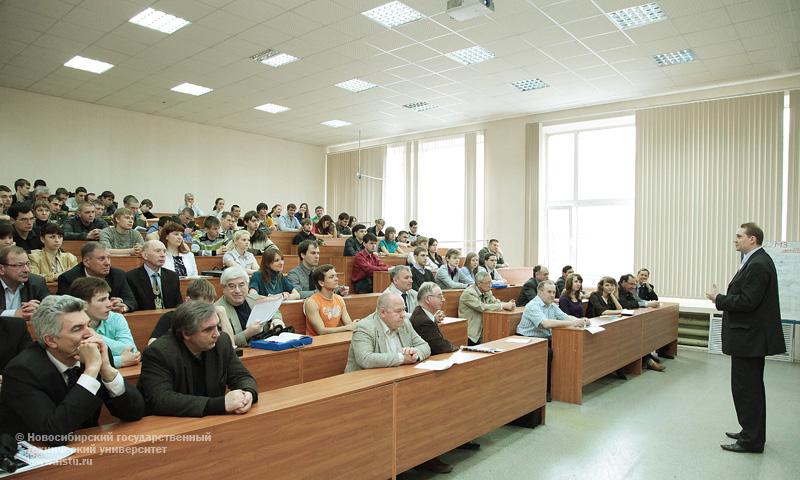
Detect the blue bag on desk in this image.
<box><xmin>250</xmin><ymin>333</ymin><xmax>312</xmax><ymax>351</ymax></box>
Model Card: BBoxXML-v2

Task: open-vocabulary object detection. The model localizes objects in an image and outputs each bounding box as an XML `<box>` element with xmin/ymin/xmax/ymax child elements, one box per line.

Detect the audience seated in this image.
<box><xmin>478</xmin><ymin>238</ymin><xmax>507</xmax><ymax>268</ymax></box>
<box><xmin>28</xmin><ymin>223</ymin><xmax>78</xmax><ymax>282</ymax></box>
<box><xmin>287</xmin><ymin>240</ymin><xmax>321</xmax><ymax>299</ymax></box>
<box><xmin>177</xmin><ymin>207</ymin><xmax>197</xmax><ymax>242</ymax></box>
<box><xmin>436</xmin><ymin>248</ymin><xmax>471</xmax><ymax>289</ymax></box>
<box><xmin>407</xmin><ymin>220</ymin><xmax>419</xmax><ymax>244</ymax></box>
<box><xmin>617</xmin><ymin>273</ymin><xmax>664</xmax><ymax>372</ymax></box>
<box><xmin>379</xmin><ymin>226</ymin><xmax>405</xmax><ymax>255</ymax></box>
<box><xmin>459</xmin><ymin>271</ymin><xmax>514</xmax><ymax>345</ymax></box>
<box><xmin>458</xmin><ymin>252</ymin><xmax>480</xmax><ymax>284</ymax></box>
<box><xmin>411</xmin><ymin>282</ymin><xmax>458</xmax><ymax>355</ymax></box>
<box><xmin>99</xmin><ymin>207</ymin><xmax>144</xmax><ymax>256</ymax></box>
<box><xmin>587</xmin><ymin>276</ymin><xmax>623</xmax><ymax>318</ymax></box>
<box><xmin>277</xmin><ymin>203</ymin><xmax>302</xmax><ymax>232</ymax></box>
<box><xmin>344</xmin><ymin>223</ymin><xmax>367</xmax><ymax>256</ymax></box>
<box><xmin>8</xmin><ymin>204</ymin><xmax>43</xmax><ymax>252</ymax></box>
<box><xmin>64</xmin><ymin>187</ymin><xmax>86</xmax><ymax>212</ymax></box>
<box><xmin>0</xmin><ymin>223</ymin><xmax>14</xmax><ymax>248</ymax></box>
<box><xmin>384</xmin><ymin>265</ymin><xmax>418</xmax><ymax>320</ymax></box>
<box><xmin>303</xmin><ymin>264</ymin><xmax>354</xmax><ymax>335</ymax></box>
<box><xmin>408</xmin><ymin>247</ymin><xmax>435</xmax><ymax>291</ymax></box>
<box><xmin>33</xmin><ymin>200</ymin><xmax>53</xmax><ymax>231</ymax></box>
<box><xmin>312</xmin><ymin>214</ymin><xmax>337</xmax><ymax>238</ymax></box>
<box><xmin>351</xmin><ymin>233</ymin><xmax>388</xmax><ymax>293</ymax></box>
<box><xmin>99</xmin><ymin>191</ymin><xmax>117</xmax><ymax>217</ymax></box>
<box><xmin>636</xmin><ymin>268</ymin><xmax>673</xmax><ymax>360</ymax></box>
<box><xmin>192</xmin><ymin>216</ymin><xmax>230</xmax><ymax>256</ymax></box>
<box><xmin>11</xmin><ymin>178</ymin><xmax>31</xmax><ymax>206</ymax></box>
<box><xmin>178</xmin><ymin>192</ymin><xmax>204</xmax><ymax>216</ymax></box>
<box><xmin>70</xmin><ymin>277</ymin><xmax>140</xmax><ymax>368</ymax></box>
<box><xmin>209</xmin><ymin>197</ymin><xmax>226</xmax><ymax>219</ymax></box>
<box><xmin>231</xmin><ymin>204</ymin><xmax>244</xmax><ymax>228</ymax></box>
<box><xmin>58</xmin><ymin>242</ymin><xmax>137</xmax><ymax>313</ymax></box>
<box><xmin>310</xmin><ymin>206</ymin><xmax>325</xmax><ymax>224</ymax></box>
<box><xmin>478</xmin><ymin>252</ymin><xmax>506</xmax><ymax>285</ymax></box>
<box><xmin>344</xmin><ymin>291</ymin><xmax>430</xmax><ymax>373</ymax></box>
<box><xmin>122</xmin><ymin>195</ymin><xmax>146</xmax><ymax>229</ymax></box>
<box><xmin>219</xmin><ymin>211</ymin><xmax>237</xmax><ymax>242</ymax></box>
<box><xmin>558</xmin><ymin>273</ymin><xmax>585</xmax><ymax>318</ymax></box>
<box><xmin>427</xmin><ymin>238</ymin><xmax>443</xmax><ymax>270</ymax></box>
<box><xmin>0</xmin><ymin>315</ymin><xmax>33</xmax><ymax>375</ymax></box>
<box><xmin>335</xmin><ymin>212</ymin><xmax>352</xmax><ymax>236</ymax></box>
<box><xmin>366</xmin><ymin>218</ymin><xmax>386</xmax><ymax>237</ymax></box>
<box><xmin>125</xmin><ymin>240</ymin><xmax>183</xmax><ymax>310</ymax></box>
<box><xmin>249</xmin><ymin>249</ymin><xmax>300</xmax><ymax>300</ymax></box>
<box><xmin>555</xmin><ymin>265</ymin><xmax>573</xmax><ymax>297</ymax></box>
<box><xmin>295</xmin><ymin>202</ymin><xmax>310</xmax><ymax>222</ymax></box>
<box><xmin>139</xmin><ymin>198</ymin><xmax>156</xmax><ymax>219</ymax></box>
<box><xmin>293</xmin><ymin>218</ymin><xmax>317</xmax><ymax>245</ymax></box>
<box><xmin>0</xmin><ymin>245</ymin><xmax>49</xmax><ymax>319</ymax></box>
<box><xmin>0</xmin><ymin>295</ymin><xmax>144</xmax><ymax>445</ymax></box>
<box><xmin>517</xmin><ymin>265</ymin><xmax>549</xmax><ymax>306</ymax></box>
<box><xmin>517</xmin><ymin>280</ymin><xmax>588</xmax><ymax>401</ymax></box>
<box><xmin>223</xmin><ymin>230</ymin><xmax>259</xmax><ymax>276</ymax></box>
<box><xmin>63</xmin><ymin>201</ymin><xmax>106</xmax><ymax>240</ymax></box>
<box><xmin>161</xmin><ymin>222</ymin><xmax>198</xmax><ymax>277</ymax></box>
<box><xmin>138</xmin><ymin>301</ymin><xmax>257</xmax><ymax>417</ymax></box>
<box><xmin>242</xmin><ymin>210</ymin><xmax>275</xmax><ymax>255</ymax></box>
<box><xmin>256</xmin><ymin>203</ymin><xmax>275</xmax><ymax>232</ymax></box>
<box><xmin>0</xmin><ymin>185</ymin><xmax>11</xmax><ymax>220</ymax></box>
<box><xmin>216</xmin><ymin>267</ymin><xmax>284</xmax><ymax>348</ymax></box>
<box><xmin>148</xmin><ymin>278</ymin><xmax>235</xmax><ymax>345</ymax></box>
<box><xmin>405</xmin><ymin>236</ymin><xmax>428</xmax><ymax>265</ymax></box>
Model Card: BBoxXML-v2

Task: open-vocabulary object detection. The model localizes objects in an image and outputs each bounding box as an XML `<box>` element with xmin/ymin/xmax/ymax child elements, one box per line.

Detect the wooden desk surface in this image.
<box><xmin>20</xmin><ymin>336</ymin><xmax>546</xmax><ymax>479</ymax></box>
<box><xmin>46</xmin><ymin>276</ymin><xmax>222</xmax><ymax>299</ymax></box>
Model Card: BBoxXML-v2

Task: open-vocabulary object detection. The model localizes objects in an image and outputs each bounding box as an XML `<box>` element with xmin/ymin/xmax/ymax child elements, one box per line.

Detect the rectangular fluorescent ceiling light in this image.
<box><xmin>403</xmin><ymin>101</ymin><xmax>438</xmax><ymax>112</ymax></box>
<box><xmin>254</xmin><ymin>103</ymin><xmax>290</xmax><ymax>114</ymax></box>
<box><xmin>321</xmin><ymin>120</ymin><xmax>351</xmax><ymax>128</ymax></box>
<box><xmin>446</xmin><ymin>46</ymin><xmax>495</xmax><ymax>65</ymax></box>
<box><xmin>129</xmin><ymin>8</ymin><xmax>191</xmax><ymax>34</ymax></box>
<box><xmin>170</xmin><ymin>82</ymin><xmax>213</xmax><ymax>96</ymax></box>
<box><xmin>336</xmin><ymin>78</ymin><xmax>378</xmax><ymax>92</ymax></box>
<box><xmin>250</xmin><ymin>49</ymin><xmax>298</xmax><ymax>67</ymax></box>
<box><xmin>511</xmin><ymin>79</ymin><xmax>549</xmax><ymax>91</ymax></box>
<box><xmin>607</xmin><ymin>3</ymin><xmax>666</xmax><ymax>30</ymax></box>
<box><xmin>64</xmin><ymin>55</ymin><xmax>113</xmax><ymax>74</ymax></box>
<box><xmin>653</xmin><ymin>49</ymin><xmax>695</xmax><ymax>66</ymax></box>
<box><xmin>362</xmin><ymin>1</ymin><xmax>424</xmax><ymax>28</ymax></box>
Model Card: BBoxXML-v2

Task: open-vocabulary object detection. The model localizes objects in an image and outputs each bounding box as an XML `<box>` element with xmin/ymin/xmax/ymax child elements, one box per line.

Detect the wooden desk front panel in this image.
<box><xmin>439</xmin><ymin>319</ymin><xmax>468</xmax><ymax>347</ymax></box>
<box><xmin>580</xmin><ymin>315</ymin><xmax>643</xmax><ymax>386</ymax></box>
<box><xmin>482</xmin><ymin>308</ymin><xmax>523</xmax><ymax>343</ymax></box>
<box><xmin>300</xmin><ymin>340</ymin><xmax>351</xmax><ymax>382</ymax></box>
<box><xmin>373</xmin><ymin>269</ymin><xmax>390</xmax><ymax>292</ymax></box>
<box><xmin>640</xmin><ymin>304</ymin><xmax>679</xmax><ymax>355</ymax></box>
<box><xmin>245</xmin><ymin>349</ymin><xmax>302</xmax><ymax>390</ymax></box>
<box><xmin>395</xmin><ymin>338</ymin><xmax>547</xmax><ymax>473</ymax></box>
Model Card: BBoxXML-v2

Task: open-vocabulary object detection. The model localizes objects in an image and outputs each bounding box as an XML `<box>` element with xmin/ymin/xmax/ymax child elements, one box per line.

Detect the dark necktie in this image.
<box><xmin>402</xmin><ymin>293</ymin><xmax>409</xmax><ymax>312</ymax></box>
<box><xmin>65</xmin><ymin>366</ymin><xmax>82</xmax><ymax>389</ymax></box>
<box><xmin>152</xmin><ymin>272</ymin><xmax>164</xmax><ymax>309</ymax></box>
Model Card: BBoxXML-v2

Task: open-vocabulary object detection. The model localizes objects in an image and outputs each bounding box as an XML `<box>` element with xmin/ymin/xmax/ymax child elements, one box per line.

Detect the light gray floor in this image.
<box><xmin>400</xmin><ymin>350</ymin><xmax>800</xmax><ymax>480</ymax></box>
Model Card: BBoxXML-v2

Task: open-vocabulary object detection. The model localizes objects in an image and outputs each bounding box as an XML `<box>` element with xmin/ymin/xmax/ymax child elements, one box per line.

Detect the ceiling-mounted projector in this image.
<box><xmin>446</xmin><ymin>0</ymin><xmax>495</xmax><ymax>21</ymax></box>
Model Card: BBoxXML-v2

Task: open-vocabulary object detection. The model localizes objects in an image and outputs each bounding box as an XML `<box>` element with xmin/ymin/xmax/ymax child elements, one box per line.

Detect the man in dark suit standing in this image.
<box><xmin>0</xmin><ymin>295</ymin><xmax>145</xmax><ymax>445</ymax></box>
<box><xmin>0</xmin><ymin>245</ymin><xmax>49</xmax><ymax>320</ymax></box>
<box><xmin>57</xmin><ymin>242</ymin><xmax>137</xmax><ymax>313</ymax></box>
<box><xmin>126</xmin><ymin>240</ymin><xmax>182</xmax><ymax>310</ymax></box>
<box><xmin>706</xmin><ymin>222</ymin><xmax>785</xmax><ymax>454</ymax></box>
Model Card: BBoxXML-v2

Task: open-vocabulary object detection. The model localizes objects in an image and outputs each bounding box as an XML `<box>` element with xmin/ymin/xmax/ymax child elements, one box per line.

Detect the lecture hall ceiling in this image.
<box><xmin>0</xmin><ymin>0</ymin><xmax>798</xmax><ymax>146</ymax></box>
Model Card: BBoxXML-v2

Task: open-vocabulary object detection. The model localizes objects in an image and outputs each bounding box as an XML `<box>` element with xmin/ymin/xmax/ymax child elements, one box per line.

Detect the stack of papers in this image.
<box><xmin>246</xmin><ymin>297</ymin><xmax>283</xmax><ymax>327</ymax></box>
<box><xmin>265</xmin><ymin>332</ymin><xmax>305</xmax><ymax>342</ymax></box>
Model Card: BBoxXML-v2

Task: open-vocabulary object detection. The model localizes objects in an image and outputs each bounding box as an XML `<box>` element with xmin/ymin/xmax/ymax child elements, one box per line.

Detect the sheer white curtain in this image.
<box><xmin>326</xmin><ymin>145</ymin><xmax>385</xmax><ymax>223</ymax></box>
<box><xmin>416</xmin><ymin>135</ymin><xmax>466</xmax><ymax>251</ymax></box>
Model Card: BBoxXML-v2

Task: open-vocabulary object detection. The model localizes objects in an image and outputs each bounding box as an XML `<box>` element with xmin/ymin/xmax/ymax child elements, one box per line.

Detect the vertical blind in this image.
<box><xmin>635</xmin><ymin>92</ymin><xmax>784</xmax><ymax>298</ymax></box>
<box><xmin>325</xmin><ymin>145</ymin><xmax>385</xmax><ymax>223</ymax></box>
<box><xmin>788</xmin><ymin>90</ymin><xmax>800</xmax><ymax>241</ymax></box>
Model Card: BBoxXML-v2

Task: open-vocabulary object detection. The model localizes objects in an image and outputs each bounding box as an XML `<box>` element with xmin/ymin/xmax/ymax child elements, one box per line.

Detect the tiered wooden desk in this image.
<box><xmin>20</xmin><ymin>336</ymin><xmax>546</xmax><ymax>479</ymax></box>
<box><xmin>482</xmin><ymin>304</ymin><xmax>679</xmax><ymax>404</ymax></box>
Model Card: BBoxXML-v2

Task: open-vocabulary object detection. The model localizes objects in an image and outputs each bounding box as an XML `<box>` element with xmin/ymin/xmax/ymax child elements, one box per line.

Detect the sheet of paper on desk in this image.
<box><xmin>440</xmin><ymin>317</ymin><xmax>464</xmax><ymax>324</ymax></box>
<box><xmin>585</xmin><ymin>326</ymin><xmax>605</xmax><ymax>335</ymax></box>
<box><xmin>415</xmin><ymin>359</ymin><xmax>455</xmax><ymax>370</ymax></box>
<box><xmin>620</xmin><ymin>309</ymin><xmax>635</xmax><ymax>316</ymax></box>
<box><xmin>448</xmin><ymin>350</ymin><xmax>476</xmax><ymax>364</ymax></box>
<box><xmin>0</xmin><ymin>441</ymin><xmax>76</xmax><ymax>477</ymax></box>
<box><xmin>247</xmin><ymin>297</ymin><xmax>282</xmax><ymax>327</ymax></box>
<box><xmin>505</xmin><ymin>338</ymin><xmax>531</xmax><ymax>344</ymax></box>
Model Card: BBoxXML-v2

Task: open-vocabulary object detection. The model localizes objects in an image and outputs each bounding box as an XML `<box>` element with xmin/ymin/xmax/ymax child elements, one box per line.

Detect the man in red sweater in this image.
<box><xmin>351</xmin><ymin>233</ymin><xmax>388</xmax><ymax>293</ymax></box>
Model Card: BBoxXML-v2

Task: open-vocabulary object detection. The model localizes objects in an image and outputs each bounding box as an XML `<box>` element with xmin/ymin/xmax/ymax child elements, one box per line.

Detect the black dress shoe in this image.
<box><xmin>419</xmin><ymin>458</ymin><xmax>453</xmax><ymax>473</ymax></box>
<box><xmin>659</xmin><ymin>353</ymin><xmax>675</xmax><ymax>359</ymax></box>
<box><xmin>614</xmin><ymin>370</ymin><xmax>627</xmax><ymax>380</ymax></box>
<box><xmin>721</xmin><ymin>443</ymin><xmax>763</xmax><ymax>454</ymax></box>
<box><xmin>725</xmin><ymin>432</ymin><xmax>743</xmax><ymax>440</ymax></box>
<box><xmin>457</xmin><ymin>441</ymin><xmax>480</xmax><ymax>450</ymax></box>
<box><xmin>546</xmin><ymin>392</ymin><xmax>552</xmax><ymax>402</ymax></box>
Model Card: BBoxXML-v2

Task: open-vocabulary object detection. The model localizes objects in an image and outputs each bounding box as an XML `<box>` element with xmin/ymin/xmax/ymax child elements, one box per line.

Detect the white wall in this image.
<box><xmin>0</xmin><ymin>87</ymin><xmax>326</xmax><ymax>214</ymax></box>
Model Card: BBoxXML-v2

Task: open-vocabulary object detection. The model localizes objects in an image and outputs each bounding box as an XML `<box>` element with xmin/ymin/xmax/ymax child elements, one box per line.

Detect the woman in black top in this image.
<box><xmin>587</xmin><ymin>276</ymin><xmax>623</xmax><ymax>317</ymax></box>
<box><xmin>427</xmin><ymin>237</ymin><xmax>444</xmax><ymax>269</ymax></box>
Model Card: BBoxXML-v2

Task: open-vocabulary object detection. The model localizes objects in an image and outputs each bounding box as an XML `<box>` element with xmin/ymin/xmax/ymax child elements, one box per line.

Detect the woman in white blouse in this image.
<box><xmin>160</xmin><ymin>222</ymin><xmax>198</xmax><ymax>277</ymax></box>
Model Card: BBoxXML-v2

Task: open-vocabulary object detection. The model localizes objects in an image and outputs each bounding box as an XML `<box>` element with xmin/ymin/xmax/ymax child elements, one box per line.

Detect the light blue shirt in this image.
<box><xmin>517</xmin><ymin>296</ymin><xmax>567</xmax><ymax>338</ymax></box>
<box><xmin>277</xmin><ymin>214</ymin><xmax>301</xmax><ymax>231</ymax></box>
<box><xmin>740</xmin><ymin>246</ymin><xmax>762</xmax><ymax>269</ymax></box>
<box><xmin>93</xmin><ymin>311</ymin><xmax>138</xmax><ymax>368</ymax></box>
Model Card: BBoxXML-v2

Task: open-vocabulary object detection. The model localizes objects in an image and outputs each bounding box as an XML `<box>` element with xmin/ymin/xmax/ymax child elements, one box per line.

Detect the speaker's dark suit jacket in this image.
<box><xmin>125</xmin><ymin>266</ymin><xmax>183</xmax><ymax>310</ymax></box>
<box><xmin>0</xmin><ymin>273</ymin><xmax>50</xmax><ymax>311</ymax></box>
<box><xmin>0</xmin><ymin>344</ymin><xmax>145</xmax><ymax>445</ymax></box>
<box><xmin>57</xmin><ymin>264</ymin><xmax>138</xmax><ymax>312</ymax></box>
<box><xmin>137</xmin><ymin>332</ymin><xmax>257</xmax><ymax>417</ymax></box>
<box><xmin>716</xmin><ymin>248</ymin><xmax>784</xmax><ymax>357</ymax></box>
<box><xmin>0</xmin><ymin>317</ymin><xmax>33</xmax><ymax>372</ymax></box>
<box><xmin>409</xmin><ymin>306</ymin><xmax>458</xmax><ymax>355</ymax></box>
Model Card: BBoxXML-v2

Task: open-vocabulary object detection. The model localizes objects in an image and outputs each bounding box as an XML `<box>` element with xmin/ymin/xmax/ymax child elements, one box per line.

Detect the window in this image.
<box><xmin>540</xmin><ymin>116</ymin><xmax>636</xmax><ymax>285</ymax></box>
<box><xmin>475</xmin><ymin>132</ymin><xmax>485</xmax><ymax>250</ymax></box>
<box><xmin>417</xmin><ymin>135</ymin><xmax>465</xmax><ymax>251</ymax></box>
<box><xmin>382</xmin><ymin>143</ymin><xmax>406</xmax><ymax>229</ymax></box>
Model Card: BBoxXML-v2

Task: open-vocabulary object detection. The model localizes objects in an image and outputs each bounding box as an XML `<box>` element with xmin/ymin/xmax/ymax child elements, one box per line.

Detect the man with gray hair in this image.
<box><xmin>384</xmin><ymin>265</ymin><xmax>417</xmax><ymax>320</ymax></box>
<box><xmin>344</xmin><ymin>291</ymin><xmax>430</xmax><ymax>373</ymax></box>
<box><xmin>0</xmin><ymin>295</ymin><xmax>144</xmax><ymax>444</ymax></box>
<box><xmin>216</xmin><ymin>266</ymin><xmax>284</xmax><ymax>347</ymax></box>
<box><xmin>138</xmin><ymin>301</ymin><xmax>258</xmax><ymax>417</ymax></box>
<box><xmin>458</xmin><ymin>270</ymin><xmax>515</xmax><ymax>345</ymax></box>
<box><xmin>410</xmin><ymin>282</ymin><xmax>457</xmax><ymax>355</ymax></box>
<box><xmin>178</xmin><ymin>192</ymin><xmax>204</xmax><ymax>216</ymax></box>
<box><xmin>517</xmin><ymin>280</ymin><xmax>588</xmax><ymax>401</ymax></box>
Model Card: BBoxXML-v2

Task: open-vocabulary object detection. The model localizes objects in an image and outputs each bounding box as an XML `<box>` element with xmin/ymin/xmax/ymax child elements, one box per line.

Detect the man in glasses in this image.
<box><xmin>0</xmin><ymin>245</ymin><xmax>50</xmax><ymax>320</ymax></box>
<box><xmin>8</xmin><ymin>204</ymin><xmax>43</xmax><ymax>252</ymax></box>
<box><xmin>215</xmin><ymin>266</ymin><xmax>284</xmax><ymax>348</ymax></box>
